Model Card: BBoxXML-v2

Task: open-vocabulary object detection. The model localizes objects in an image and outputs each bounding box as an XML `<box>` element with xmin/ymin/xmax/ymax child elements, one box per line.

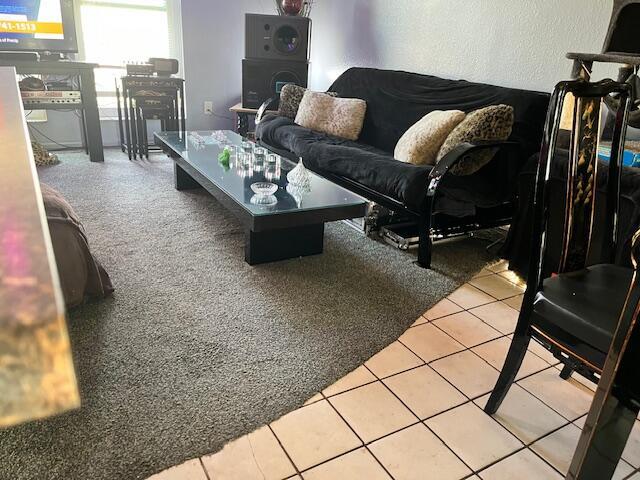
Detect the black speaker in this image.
<box><xmin>245</xmin><ymin>13</ymin><xmax>311</xmax><ymax>62</ymax></box>
<box><xmin>242</xmin><ymin>58</ymin><xmax>308</xmax><ymax>109</ymax></box>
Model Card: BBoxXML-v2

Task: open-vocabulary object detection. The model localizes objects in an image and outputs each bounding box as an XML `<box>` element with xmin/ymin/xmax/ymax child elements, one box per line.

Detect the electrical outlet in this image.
<box><xmin>204</xmin><ymin>101</ymin><xmax>214</xmax><ymax>115</ymax></box>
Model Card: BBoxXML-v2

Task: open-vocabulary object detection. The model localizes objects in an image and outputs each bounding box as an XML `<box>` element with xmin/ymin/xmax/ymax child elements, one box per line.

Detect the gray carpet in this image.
<box><xmin>0</xmin><ymin>149</ymin><xmax>496</xmax><ymax>480</ymax></box>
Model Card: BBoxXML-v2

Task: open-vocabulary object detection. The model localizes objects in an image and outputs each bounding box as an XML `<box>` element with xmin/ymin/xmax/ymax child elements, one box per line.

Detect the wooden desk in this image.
<box><xmin>0</xmin><ymin>59</ymin><xmax>104</xmax><ymax>162</ymax></box>
<box><xmin>229</xmin><ymin>102</ymin><xmax>277</xmax><ymax>137</ymax></box>
<box><xmin>0</xmin><ymin>67</ymin><xmax>79</xmax><ymax>427</ymax></box>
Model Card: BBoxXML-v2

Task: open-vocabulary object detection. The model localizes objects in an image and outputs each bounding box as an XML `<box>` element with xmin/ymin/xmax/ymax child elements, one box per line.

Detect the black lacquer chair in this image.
<box><xmin>484</xmin><ymin>75</ymin><xmax>635</xmax><ymax>415</ymax></box>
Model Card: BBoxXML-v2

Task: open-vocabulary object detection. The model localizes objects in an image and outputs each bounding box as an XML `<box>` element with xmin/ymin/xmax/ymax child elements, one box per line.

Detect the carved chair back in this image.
<box><xmin>529</xmin><ymin>79</ymin><xmax>631</xmax><ymax>292</ymax></box>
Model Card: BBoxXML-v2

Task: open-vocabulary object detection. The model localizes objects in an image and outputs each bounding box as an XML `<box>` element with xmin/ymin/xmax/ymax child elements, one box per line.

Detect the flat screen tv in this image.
<box><xmin>0</xmin><ymin>0</ymin><xmax>77</xmax><ymax>53</ymax></box>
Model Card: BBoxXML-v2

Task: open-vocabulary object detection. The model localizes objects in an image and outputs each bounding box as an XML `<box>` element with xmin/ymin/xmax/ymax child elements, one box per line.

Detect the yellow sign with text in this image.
<box><xmin>0</xmin><ymin>20</ymin><xmax>63</xmax><ymax>35</ymax></box>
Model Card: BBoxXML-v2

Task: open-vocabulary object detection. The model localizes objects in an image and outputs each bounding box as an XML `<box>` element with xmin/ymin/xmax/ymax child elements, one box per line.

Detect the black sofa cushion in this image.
<box><xmin>328</xmin><ymin>68</ymin><xmax>549</xmax><ymax>158</ymax></box>
<box><xmin>259</xmin><ymin>115</ymin><xmax>517</xmax><ymax>213</ymax></box>
<box><xmin>259</xmin><ymin>115</ymin><xmax>430</xmax><ymax>209</ymax></box>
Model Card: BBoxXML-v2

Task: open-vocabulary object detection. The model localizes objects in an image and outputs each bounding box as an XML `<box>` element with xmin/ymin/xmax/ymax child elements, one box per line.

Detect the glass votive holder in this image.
<box><xmin>254</xmin><ymin>146</ymin><xmax>266</xmax><ymax>162</ymax></box>
<box><xmin>253</xmin><ymin>147</ymin><xmax>265</xmax><ymax>171</ymax></box>
<box><xmin>238</xmin><ymin>166</ymin><xmax>254</xmax><ymax>178</ymax></box>
<box><xmin>241</xmin><ymin>141</ymin><xmax>254</xmax><ymax>153</ymax></box>
<box><xmin>264</xmin><ymin>163</ymin><xmax>281</xmax><ymax>181</ymax></box>
<box><xmin>238</xmin><ymin>152</ymin><xmax>252</xmax><ymax>167</ymax></box>
<box><xmin>266</xmin><ymin>153</ymin><xmax>279</xmax><ymax>165</ymax></box>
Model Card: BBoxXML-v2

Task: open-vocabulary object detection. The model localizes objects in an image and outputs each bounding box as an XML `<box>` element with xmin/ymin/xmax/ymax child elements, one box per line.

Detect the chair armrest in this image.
<box><xmin>256</xmin><ymin>96</ymin><xmax>279</xmax><ymax>124</ymax></box>
<box><xmin>427</xmin><ymin>141</ymin><xmax>521</xmax><ymax>197</ymax></box>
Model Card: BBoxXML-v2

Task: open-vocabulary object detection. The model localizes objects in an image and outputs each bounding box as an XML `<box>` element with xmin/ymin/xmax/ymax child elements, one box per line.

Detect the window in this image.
<box><xmin>76</xmin><ymin>0</ymin><xmax>182</xmax><ymax>115</ymax></box>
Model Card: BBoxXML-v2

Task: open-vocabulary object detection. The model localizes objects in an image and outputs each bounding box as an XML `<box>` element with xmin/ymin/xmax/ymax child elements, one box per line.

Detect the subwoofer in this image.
<box><xmin>242</xmin><ymin>58</ymin><xmax>308</xmax><ymax>109</ymax></box>
<box><xmin>245</xmin><ymin>13</ymin><xmax>311</xmax><ymax>62</ymax></box>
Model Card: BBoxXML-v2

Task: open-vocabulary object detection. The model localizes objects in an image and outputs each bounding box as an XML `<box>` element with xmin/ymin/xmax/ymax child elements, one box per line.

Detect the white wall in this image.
<box><xmin>35</xmin><ymin>1</ymin><xmax>626</xmax><ymax>146</ymax></box>
<box><xmin>308</xmin><ymin>0</ymin><xmax>616</xmax><ymax>92</ymax></box>
<box><xmin>180</xmin><ymin>0</ymin><xmax>269</xmax><ymax>131</ymax></box>
<box><xmin>180</xmin><ymin>0</ymin><xmax>623</xmax><ymax>131</ymax></box>
<box><xmin>28</xmin><ymin>113</ymin><xmax>121</xmax><ymax>150</ymax></box>
<box><xmin>21</xmin><ymin>0</ymin><xmax>624</xmax><ymax>148</ymax></box>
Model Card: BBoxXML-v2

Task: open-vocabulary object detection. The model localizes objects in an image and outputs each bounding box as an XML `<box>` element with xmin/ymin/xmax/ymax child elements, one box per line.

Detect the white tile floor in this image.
<box><xmin>148</xmin><ymin>260</ymin><xmax>640</xmax><ymax>480</ymax></box>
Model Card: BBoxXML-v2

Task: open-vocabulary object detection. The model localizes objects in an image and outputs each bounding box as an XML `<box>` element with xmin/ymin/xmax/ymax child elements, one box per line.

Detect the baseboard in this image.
<box><xmin>40</xmin><ymin>141</ymin><xmax>84</xmax><ymax>150</ymax></box>
<box><xmin>41</xmin><ymin>141</ymin><xmax>121</xmax><ymax>151</ymax></box>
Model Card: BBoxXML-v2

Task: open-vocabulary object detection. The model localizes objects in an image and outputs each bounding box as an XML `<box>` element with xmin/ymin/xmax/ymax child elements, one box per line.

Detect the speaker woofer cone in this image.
<box><xmin>274</xmin><ymin>25</ymin><xmax>300</xmax><ymax>54</ymax></box>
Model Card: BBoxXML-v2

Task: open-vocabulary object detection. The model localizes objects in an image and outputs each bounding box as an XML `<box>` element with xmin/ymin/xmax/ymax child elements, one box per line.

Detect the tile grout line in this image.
<box><xmin>462</xmin><ymin>304</ymin><xmax>562</xmax><ymax>368</ymax></box>
<box><xmin>627</xmin><ymin>465</ymin><xmax>640</xmax><ymax>478</ymax></box>
<box><xmin>320</xmin><ymin>390</ymin><xmax>583</xmax><ymax>478</ymax></box>
<box><xmin>439</xmin><ymin>287</ymin><xmax>593</xmax><ymax>425</ymax></box>
<box><xmin>333</xmin><ymin>315</ymin><xmax>581</xmax><ymax>440</ymax></box>
<box><xmin>361</xmin><ymin>443</ymin><xmax>399</xmax><ymax>480</ymax></box>
<box><xmin>467</xmin><ymin>277</ymin><xmax>526</xmax><ymax>301</ymax></box>
<box><xmin>266</xmin><ymin>424</ymin><xmax>304</xmax><ymax>478</ymax></box>
<box><xmin>197</xmin><ymin>457</ymin><xmax>212</xmax><ymax>480</ymax></box>
<box><xmin>363</xmin><ymin>365</ymin><xmax>478</xmax><ymax>477</ymax></box>
<box><xmin>525</xmin><ymin>443</ymin><xmax>576</xmax><ymax>478</ymax></box>
<box><xmin>428</xmin><ymin>299</ymin><xmax>560</xmax><ymax>372</ymax></box>
<box><xmin>459</xmin><ymin>443</ymin><xmax>531</xmax><ymax>477</ymax></box>
<box><xmin>317</xmin><ymin>367</ymin><xmax>487</xmax><ymax>477</ymax></box>
<box><xmin>396</xmin><ymin>300</ymin><xmax>597</xmax><ymax>471</ymax></box>
<box><xmin>430</xmin><ymin>313</ymin><xmax>503</xmax><ymax>350</ymax></box>
<box><xmin>272</xmin><ymin>394</ymin><xmax>402</xmax><ymax>479</ymax></box>
<box><xmin>328</xmin><ymin>366</ymin><xmax>421</xmax><ymax>447</ymax></box>
<box><xmin>395</xmin><ymin>295</ymin><xmax>583</xmax><ymax>471</ymax></box>
<box><xmin>307</xmin><ymin>391</ymin><xmax>407</xmax><ymax>479</ymax></box>
<box><xmin>295</xmin><ymin>444</ymin><xmax>371</xmax><ymax>478</ymax></box>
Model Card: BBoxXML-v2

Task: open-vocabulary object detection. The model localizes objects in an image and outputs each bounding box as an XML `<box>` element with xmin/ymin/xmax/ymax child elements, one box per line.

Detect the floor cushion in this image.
<box><xmin>41</xmin><ymin>182</ymin><xmax>114</xmax><ymax>307</ymax></box>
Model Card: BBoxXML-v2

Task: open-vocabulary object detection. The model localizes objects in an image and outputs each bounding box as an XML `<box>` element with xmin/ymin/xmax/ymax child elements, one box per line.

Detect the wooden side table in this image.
<box><xmin>229</xmin><ymin>102</ymin><xmax>277</xmax><ymax>137</ymax></box>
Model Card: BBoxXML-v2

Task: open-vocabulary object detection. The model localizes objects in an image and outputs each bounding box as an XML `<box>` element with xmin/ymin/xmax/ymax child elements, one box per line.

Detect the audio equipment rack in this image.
<box><xmin>0</xmin><ymin>59</ymin><xmax>104</xmax><ymax>161</ymax></box>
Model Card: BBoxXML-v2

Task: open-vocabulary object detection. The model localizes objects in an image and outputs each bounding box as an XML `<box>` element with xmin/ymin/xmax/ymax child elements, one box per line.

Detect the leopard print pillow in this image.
<box><xmin>31</xmin><ymin>141</ymin><xmax>60</xmax><ymax>166</ymax></box>
<box><xmin>295</xmin><ymin>91</ymin><xmax>367</xmax><ymax>141</ymax></box>
<box><xmin>278</xmin><ymin>84</ymin><xmax>338</xmax><ymax>120</ymax></box>
<box><xmin>437</xmin><ymin>104</ymin><xmax>514</xmax><ymax>176</ymax></box>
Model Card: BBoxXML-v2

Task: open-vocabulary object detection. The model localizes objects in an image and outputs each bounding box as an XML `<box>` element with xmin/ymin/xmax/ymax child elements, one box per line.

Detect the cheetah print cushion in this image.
<box><xmin>278</xmin><ymin>84</ymin><xmax>337</xmax><ymax>120</ymax></box>
<box><xmin>437</xmin><ymin>104</ymin><xmax>514</xmax><ymax>176</ymax></box>
<box><xmin>394</xmin><ymin>110</ymin><xmax>466</xmax><ymax>166</ymax></box>
<box><xmin>31</xmin><ymin>141</ymin><xmax>60</xmax><ymax>167</ymax></box>
<box><xmin>295</xmin><ymin>90</ymin><xmax>367</xmax><ymax>141</ymax></box>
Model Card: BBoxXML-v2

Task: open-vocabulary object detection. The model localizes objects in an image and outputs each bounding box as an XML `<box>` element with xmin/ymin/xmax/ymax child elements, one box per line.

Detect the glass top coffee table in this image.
<box><xmin>154</xmin><ymin>130</ymin><xmax>367</xmax><ymax>265</ymax></box>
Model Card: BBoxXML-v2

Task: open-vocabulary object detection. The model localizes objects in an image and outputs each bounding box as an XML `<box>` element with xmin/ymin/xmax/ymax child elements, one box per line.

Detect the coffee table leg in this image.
<box><xmin>174</xmin><ymin>163</ymin><xmax>202</xmax><ymax>191</ymax></box>
<box><xmin>245</xmin><ymin>224</ymin><xmax>324</xmax><ymax>265</ymax></box>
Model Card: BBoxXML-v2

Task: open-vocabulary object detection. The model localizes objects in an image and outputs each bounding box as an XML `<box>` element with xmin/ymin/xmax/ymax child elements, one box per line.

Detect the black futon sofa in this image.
<box><xmin>256</xmin><ymin>67</ymin><xmax>550</xmax><ymax>268</ymax></box>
